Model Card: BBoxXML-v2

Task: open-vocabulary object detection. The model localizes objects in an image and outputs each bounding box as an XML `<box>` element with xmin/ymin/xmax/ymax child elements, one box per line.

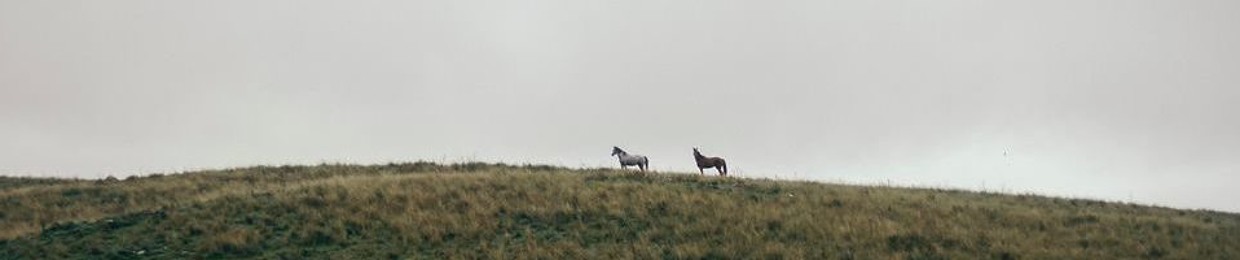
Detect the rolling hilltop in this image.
<box><xmin>1</xmin><ymin>162</ymin><xmax>1237</xmax><ymax>259</ymax></box>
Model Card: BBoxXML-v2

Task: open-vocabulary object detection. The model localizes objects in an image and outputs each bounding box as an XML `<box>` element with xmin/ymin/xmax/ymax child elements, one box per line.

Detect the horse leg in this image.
<box><xmin>698</xmin><ymin>167</ymin><xmax>704</xmax><ymax>175</ymax></box>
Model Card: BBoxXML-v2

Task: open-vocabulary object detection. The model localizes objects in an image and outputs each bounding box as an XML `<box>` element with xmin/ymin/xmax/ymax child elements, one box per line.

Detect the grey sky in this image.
<box><xmin>2</xmin><ymin>1</ymin><xmax>1238</xmax><ymax>212</ymax></box>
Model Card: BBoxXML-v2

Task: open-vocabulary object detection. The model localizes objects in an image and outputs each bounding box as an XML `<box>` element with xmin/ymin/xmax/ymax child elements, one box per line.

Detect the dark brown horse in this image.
<box><xmin>693</xmin><ymin>147</ymin><xmax>727</xmax><ymax>176</ymax></box>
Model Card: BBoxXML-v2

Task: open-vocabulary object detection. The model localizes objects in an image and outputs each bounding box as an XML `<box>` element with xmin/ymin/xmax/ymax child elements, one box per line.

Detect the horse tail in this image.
<box><xmin>721</xmin><ymin>160</ymin><xmax>728</xmax><ymax>176</ymax></box>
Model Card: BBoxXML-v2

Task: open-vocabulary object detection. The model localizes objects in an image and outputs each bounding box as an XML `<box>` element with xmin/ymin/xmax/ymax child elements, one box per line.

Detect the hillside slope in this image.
<box><xmin>1</xmin><ymin>162</ymin><xmax>1237</xmax><ymax>259</ymax></box>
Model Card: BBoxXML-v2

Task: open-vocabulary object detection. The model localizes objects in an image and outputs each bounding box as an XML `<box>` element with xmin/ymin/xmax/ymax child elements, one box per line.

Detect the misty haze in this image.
<box><xmin>5</xmin><ymin>1</ymin><xmax>1240</xmax><ymax>258</ymax></box>
<box><xmin>2</xmin><ymin>2</ymin><xmax>1239</xmax><ymax>254</ymax></box>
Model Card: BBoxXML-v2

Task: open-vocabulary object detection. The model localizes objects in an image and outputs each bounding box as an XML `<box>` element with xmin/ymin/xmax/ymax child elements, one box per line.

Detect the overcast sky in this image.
<box><xmin>2</xmin><ymin>1</ymin><xmax>1237</xmax><ymax>212</ymax></box>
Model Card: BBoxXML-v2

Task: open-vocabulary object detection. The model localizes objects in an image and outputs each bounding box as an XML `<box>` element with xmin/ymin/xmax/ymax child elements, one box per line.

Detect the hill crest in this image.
<box><xmin>2</xmin><ymin>162</ymin><xmax>1237</xmax><ymax>258</ymax></box>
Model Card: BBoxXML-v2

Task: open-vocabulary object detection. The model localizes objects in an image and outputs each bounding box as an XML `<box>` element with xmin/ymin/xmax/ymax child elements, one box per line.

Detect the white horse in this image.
<box><xmin>611</xmin><ymin>146</ymin><xmax>649</xmax><ymax>172</ymax></box>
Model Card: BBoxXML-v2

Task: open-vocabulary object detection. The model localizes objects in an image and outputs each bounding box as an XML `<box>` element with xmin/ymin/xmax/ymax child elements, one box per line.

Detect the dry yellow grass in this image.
<box><xmin>1</xmin><ymin>162</ymin><xmax>1237</xmax><ymax>259</ymax></box>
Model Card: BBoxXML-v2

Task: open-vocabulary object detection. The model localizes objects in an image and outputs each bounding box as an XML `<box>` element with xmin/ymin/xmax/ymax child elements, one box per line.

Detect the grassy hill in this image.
<box><xmin>1</xmin><ymin>162</ymin><xmax>1237</xmax><ymax>259</ymax></box>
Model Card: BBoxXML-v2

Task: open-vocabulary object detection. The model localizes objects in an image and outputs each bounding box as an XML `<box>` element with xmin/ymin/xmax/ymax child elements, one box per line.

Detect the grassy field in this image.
<box><xmin>1</xmin><ymin>162</ymin><xmax>1237</xmax><ymax>259</ymax></box>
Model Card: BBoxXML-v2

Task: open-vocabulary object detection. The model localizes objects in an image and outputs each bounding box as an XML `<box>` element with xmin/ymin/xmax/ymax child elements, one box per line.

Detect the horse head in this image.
<box><xmin>611</xmin><ymin>146</ymin><xmax>623</xmax><ymax>156</ymax></box>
